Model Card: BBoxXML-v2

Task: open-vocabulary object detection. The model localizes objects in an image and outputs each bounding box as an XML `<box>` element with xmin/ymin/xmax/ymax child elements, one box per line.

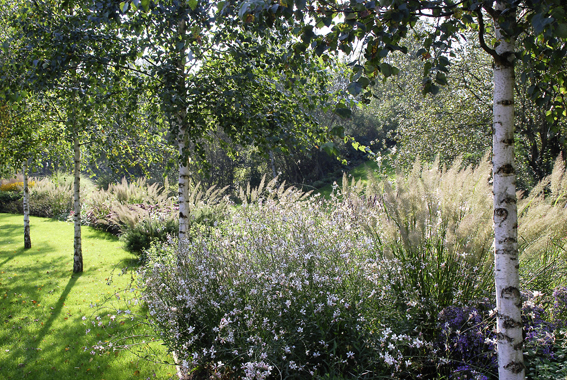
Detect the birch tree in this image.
<box><xmin>103</xmin><ymin>0</ymin><xmax>335</xmax><ymax>249</ymax></box>
<box><xmin>241</xmin><ymin>0</ymin><xmax>567</xmax><ymax>378</ymax></box>
<box><xmin>4</xmin><ymin>1</ymin><xmax>165</xmax><ymax>272</ymax></box>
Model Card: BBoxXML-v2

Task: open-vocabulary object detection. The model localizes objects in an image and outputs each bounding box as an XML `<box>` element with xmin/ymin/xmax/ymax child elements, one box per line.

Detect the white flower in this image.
<box><xmin>346</xmin><ymin>351</ymin><xmax>354</xmax><ymax>359</ymax></box>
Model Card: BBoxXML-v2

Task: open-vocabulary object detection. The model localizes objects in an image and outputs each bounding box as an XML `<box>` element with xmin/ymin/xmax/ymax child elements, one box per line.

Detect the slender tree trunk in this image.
<box><xmin>178</xmin><ymin>121</ymin><xmax>190</xmax><ymax>248</ymax></box>
<box><xmin>23</xmin><ymin>159</ymin><xmax>31</xmax><ymax>249</ymax></box>
<box><xmin>176</xmin><ymin>16</ymin><xmax>190</xmax><ymax>251</ymax></box>
<box><xmin>492</xmin><ymin>3</ymin><xmax>524</xmax><ymax>378</ymax></box>
<box><xmin>73</xmin><ymin>133</ymin><xmax>83</xmax><ymax>273</ymax></box>
<box><xmin>269</xmin><ymin>151</ymin><xmax>277</xmax><ymax>179</ymax></box>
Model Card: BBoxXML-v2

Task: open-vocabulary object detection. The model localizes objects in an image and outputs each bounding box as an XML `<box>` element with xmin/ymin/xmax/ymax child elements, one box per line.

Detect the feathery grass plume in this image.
<box><xmin>518</xmin><ymin>155</ymin><xmax>567</xmax><ymax>292</ymax></box>
<box><xmin>236</xmin><ymin>174</ymin><xmax>311</xmax><ymax>205</ymax></box>
<box><xmin>362</xmin><ymin>155</ymin><xmax>494</xmax><ymax>316</ymax></box>
<box><xmin>106</xmin><ymin>177</ymin><xmax>170</xmax><ymax>205</ymax></box>
<box><xmin>550</xmin><ymin>153</ymin><xmax>566</xmax><ymax>206</ymax></box>
<box><xmin>28</xmin><ymin>176</ymin><xmax>75</xmax><ymax>218</ymax></box>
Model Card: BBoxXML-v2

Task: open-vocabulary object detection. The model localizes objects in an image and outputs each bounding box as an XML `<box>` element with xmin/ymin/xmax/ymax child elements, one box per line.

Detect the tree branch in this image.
<box><xmin>475</xmin><ymin>8</ymin><xmax>499</xmax><ymax>60</ymax></box>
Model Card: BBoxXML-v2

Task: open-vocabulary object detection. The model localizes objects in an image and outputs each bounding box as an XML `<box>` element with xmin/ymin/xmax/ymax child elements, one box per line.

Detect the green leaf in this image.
<box><xmin>321</xmin><ymin>142</ymin><xmax>339</xmax><ymax>157</ymax></box>
<box><xmin>357</xmin><ymin>77</ymin><xmax>370</xmax><ymax>88</ymax></box>
<box><xmin>435</xmin><ymin>72</ymin><xmax>447</xmax><ymax>86</ymax></box>
<box><xmin>532</xmin><ymin>13</ymin><xmax>553</xmax><ymax>34</ymax></box>
<box><xmin>379</xmin><ymin>62</ymin><xmax>393</xmax><ymax>77</ymax></box>
<box><xmin>347</xmin><ymin>82</ymin><xmax>362</xmax><ymax>96</ymax></box>
<box><xmin>141</xmin><ymin>0</ymin><xmax>150</xmax><ymax>11</ymax></box>
<box><xmin>188</xmin><ymin>0</ymin><xmax>198</xmax><ymax>11</ymax></box>
<box><xmin>334</xmin><ymin>107</ymin><xmax>352</xmax><ymax>118</ymax></box>
<box><xmin>556</xmin><ymin>23</ymin><xmax>567</xmax><ymax>39</ymax></box>
<box><xmin>120</xmin><ymin>1</ymin><xmax>129</xmax><ymax>13</ymax></box>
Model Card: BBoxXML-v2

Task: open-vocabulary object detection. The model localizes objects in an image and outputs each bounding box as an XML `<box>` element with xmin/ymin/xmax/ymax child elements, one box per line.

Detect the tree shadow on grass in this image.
<box><xmin>0</xmin><ymin>273</ymin><xmax>80</xmax><ymax>378</ymax></box>
<box><xmin>0</xmin><ymin>236</ymin><xmax>57</xmax><ymax>270</ymax></box>
<box><xmin>0</xmin><ymin>223</ymin><xmax>24</xmax><ymax>247</ymax></box>
<box><xmin>83</xmin><ymin>229</ymin><xmax>120</xmax><ymax>242</ymax></box>
<box><xmin>0</xmin><ymin>272</ymin><xmax>170</xmax><ymax>380</ymax></box>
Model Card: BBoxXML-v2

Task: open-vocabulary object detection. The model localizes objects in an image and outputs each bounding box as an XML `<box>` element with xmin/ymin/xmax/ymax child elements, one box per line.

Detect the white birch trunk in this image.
<box><xmin>176</xmin><ymin>17</ymin><xmax>190</xmax><ymax>251</ymax></box>
<box><xmin>178</xmin><ymin>122</ymin><xmax>190</xmax><ymax>248</ymax></box>
<box><xmin>492</xmin><ymin>3</ymin><xmax>524</xmax><ymax>378</ymax></box>
<box><xmin>73</xmin><ymin>133</ymin><xmax>83</xmax><ymax>273</ymax></box>
<box><xmin>23</xmin><ymin>159</ymin><xmax>31</xmax><ymax>249</ymax></box>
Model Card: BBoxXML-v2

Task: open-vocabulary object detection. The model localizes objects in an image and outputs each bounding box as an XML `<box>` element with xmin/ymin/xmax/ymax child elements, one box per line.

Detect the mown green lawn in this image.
<box><xmin>0</xmin><ymin>213</ymin><xmax>175</xmax><ymax>380</ymax></box>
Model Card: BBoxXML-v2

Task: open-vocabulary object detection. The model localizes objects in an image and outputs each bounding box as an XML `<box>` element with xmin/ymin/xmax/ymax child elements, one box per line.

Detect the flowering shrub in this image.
<box><xmin>0</xmin><ymin>180</ymin><xmax>35</xmax><ymax>192</ymax></box>
<box><xmin>134</xmin><ymin>159</ymin><xmax>567</xmax><ymax>379</ymax></box>
<box><xmin>139</xmin><ymin>173</ymin><xmax>500</xmax><ymax>379</ymax></box>
<box><xmin>141</xmin><ymin>191</ymin><xmax>400</xmax><ymax>378</ymax></box>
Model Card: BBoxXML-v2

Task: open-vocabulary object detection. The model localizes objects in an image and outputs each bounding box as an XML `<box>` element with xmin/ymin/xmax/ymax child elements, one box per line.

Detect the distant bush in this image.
<box><xmin>80</xmin><ymin>177</ymin><xmax>230</xmax><ymax>257</ymax></box>
<box><xmin>0</xmin><ymin>190</ymin><xmax>23</xmax><ymax>213</ymax></box>
<box><xmin>28</xmin><ymin>177</ymin><xmax>74</xmax><ymax>219</ymax></box>
<box><xmin>121</xmin><ymin>215</ymin><xmax>178</xmax><ymax>257</ymax></box>
<box><xmin>0</xmin><ymin>180</ymin><xmax>35</xmax><ymax>192</ymax></box>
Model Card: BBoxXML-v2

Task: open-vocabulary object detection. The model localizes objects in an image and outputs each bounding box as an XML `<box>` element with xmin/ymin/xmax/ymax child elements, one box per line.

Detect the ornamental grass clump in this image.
<box><xmin>28</xmin><ymin>176</ymin><xmax>75</xmax><ymax>218</ymax></box>
<box><xmin>362</xmin><ymin>156</ymin><xmax>494</xmax><ymax>323</ymax></box>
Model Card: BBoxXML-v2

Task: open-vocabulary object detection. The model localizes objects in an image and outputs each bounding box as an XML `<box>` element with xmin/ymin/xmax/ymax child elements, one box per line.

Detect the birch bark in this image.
<box><xmin>23</xmin><ymin>159</ymin><xmax>31</xmax><ymax>249</ymax></box>
<box><xmin>492</xmin><ymin>2</ymin><xmax>524</xmax><ymax>378</ymax></box>
<box><xmin>73</xmin><ymin>132</ymin><xmax>83</xmax><ymax>273</ymax></box>
<box><xmin>176</xmin><ymin>16</ymin><xmax>190</xmax><ymax>251</ymax></box>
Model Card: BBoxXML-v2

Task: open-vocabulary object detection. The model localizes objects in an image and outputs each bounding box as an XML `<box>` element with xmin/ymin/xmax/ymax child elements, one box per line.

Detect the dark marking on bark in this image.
<box><xmin>502</xmin><ymin>138</ymin><xmax>514</xmax><ymax>145</ymax></box>
<box><xmin>504</xmin><ymin>361</ymin><xmax>525</xmax><ymax>374</ymax></box>
<box><xmin>495</xmin><ymin>248</ymin><xmax>515</xmax><ymax>255</ymax></box>
<box><xmin>179</xmin><ymin>212</ymin><xmax>187</xmax><ymax>219</ymax></box>
<box><xmin>24</xmin><ymin>225</ymin><xmax>31</xmax><ymax>249</ymax></box>
<box><xmin>513</xmin><ymin>341</ymin><xmax>524</xmax><ymax>351</ymax></box>
<box><xmin>499</xmin><ymin>237</ymin><xmax>517</xmax><ymax>244</ymax></box>
<box><xmin>501</xmin><ymin>286</ymin><xmax>521</xmax><ymax>300</ymax></box>
<box><xmin>497</xmin><ymin>99</ymin><xmax>514</xmax><ymax>106</ymax></box>
<box><xmin>496</xmin><ymin>164</ymin><xmax>515</xmax><ymax>175</ymax></box>
<box><xmin>503</xmin><ymin>318</ymin><xmax>522</xmax><ymax>329</ymax></box>
<box><xmin>497</xmin><ymin>332</ymin><xmax>514</xmax><ymax>343</ymax></box>
<box><xmin>494</xmin><ymin>52</ymin><xmax>516</xmax><ymax>68</ymax></box>
<box><xmin>494</xmin><ymin>208</ymin><xmax>508</xmax><ymax>220</ymax></box>
<box><xmin>499</xmin><ymin>196</ymin><xmax>516</xmax><ymax>205</ymax></box>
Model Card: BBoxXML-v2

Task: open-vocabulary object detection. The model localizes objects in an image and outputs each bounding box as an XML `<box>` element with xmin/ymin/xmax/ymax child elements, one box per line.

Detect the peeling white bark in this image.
<box><xmin>492</xmin><ymin>3</ymin><xmax>524</xmax><ymax>379</ymax></box>
<box><xmin>73</xmin><ymin>133</ymin><xmax>83</xmax><ymax>273</ymax></box>
<box><xmin>23</xmin><ymin>159</ymin><xmax>31</xmax><ymax>249</ymax></box>
<box><xmin>178</xmin><ymin>124</ymin><xmax>190</xmax><ymax>249</ymax></box>
<box><xmin>176</xmin><ymin>17</ymin><xmax>190</xmax><ymax>251</ymax></box>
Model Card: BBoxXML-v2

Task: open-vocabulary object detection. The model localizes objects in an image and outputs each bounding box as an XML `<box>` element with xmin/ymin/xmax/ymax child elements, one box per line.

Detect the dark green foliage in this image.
<box><xmin>121</xmin><ymin>217</ymin><xmax>179</xmax><ymax>255</ymax></box>
<box><xmin>121</xmin><ymin>205</ymin><xmax>225</xmax><ymax>259</ymax></box>
<box><xmin>0</xmin><ymin>190</ymin><xmax>22</xmax><ymax>213</ymax></box>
